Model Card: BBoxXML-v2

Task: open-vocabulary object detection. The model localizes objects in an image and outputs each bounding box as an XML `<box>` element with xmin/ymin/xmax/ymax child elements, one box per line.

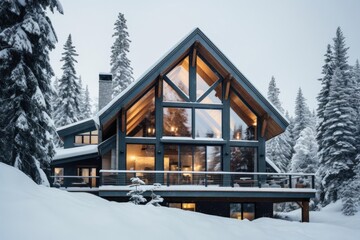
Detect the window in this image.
<box><xmin>53</xmin><ymin>168</ymin><xmax>64</xmax><ymax>185</ymax></box>
<box><xmin>230</xmin><ymin>203</ymin><xmax>255</xmax><ymax>220</ymax></box>
<box><xmin>163</xmin><ymin>107</ymin><xmax>192</xmax><ymax>137</ymax></box>
<box><xmin>127</xmin><ymin>88</ymin><xmax>155</xmax><ymax>137</ymax></box>
<box><xmin>195</xmin><ymin>109</ymin><xmax>222</xmax><ymax>138</ymax></box>
<box><xmin>230</xmin><ymin>92</ymin><xmax>257</xmax><ymax>140</ymax></box>
<box><xmin>164</xmin><ymin>145</ymin><xmax>222</xmax><ymax>184</ymax></box>
<box><xmin>74</xmin><ymin>130</ymin><xmax>98</xmax><ymax>144</ymax></box>
<box><xmin>169</xmin><ymin>203</ymin><xmax>196</xmax><ymax>211</ymax></box>
<box><xmin>126</xmin><ymin>144</ymin><xmax>155</xmax><ymax>184</ymax></box>
<box><xmin>166</xmin><ymin>56</ymin><xmax>190</xmax><ymax>97</ymax></box>
<box><xmin>196</xmin><ymin>56</ymin><xmax>221</xmax><ymax>104</ymax></box>
<box><xmin>230</xmin><ymin>147</ymin><xmax>257</xmax><ymax>172</ymax></box>
<box><xmin>163</xmin><ymin>81</ymin><xmax>186</xmax><ymax>102</ymax></box>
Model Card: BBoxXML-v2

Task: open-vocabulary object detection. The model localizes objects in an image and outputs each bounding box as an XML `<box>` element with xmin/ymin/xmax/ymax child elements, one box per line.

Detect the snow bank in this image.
<box><xmin>0</xmin><ymin>163</ymin><xmax>359</xmax><ymax>240</ymax></box>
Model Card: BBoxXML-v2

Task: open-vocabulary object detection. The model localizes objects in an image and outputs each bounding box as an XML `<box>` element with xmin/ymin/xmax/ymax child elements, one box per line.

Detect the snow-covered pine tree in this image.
<box><xmin>293</xmin><ymin>88</ymin><xmax>311</xmax><ymax>140</ymax></box>
<box><xmin>146</xmin><ymin>183</ymin><xmax>164</xmax><ymax>207</ymax></box>
<box><xmin>290</xmin><ymin>127</ymin><xmax>318</xmax><ymax>173</ymax></box>
<box><xmin>267</xmin><ymin>76</ymin><xmax>284</xmax><ymax>113</ymax></box>
<box><xmin>266</xmin><ymin>77</ymin><xmax>292</xmax><ymax>172</ymax></box>
<box><xmin>82</xmin><ymin>85</ymin><xmax>92</xmax><ymax>119</ymax></box>
<box><xmin>285</xmin><ymin>111</ymin><xmax>296</xmax><ymax>160</ymax></box>
<box><xmin>317</xmin><ymin>68</ymin><xmax>357</xmax><ymax>205</ymax></box>
<box><xmin>127</xmin><ymin>177</ymin><xmax>147</xmax><ymax>205</ymax></box>
<box><xmin>53</xmin><ymin>34</ymin><xmax>82</xmax><ymax>127</ymax></box>
<box><xmin>110</xmin><ymin>13</ymin><xmax>134</xmax><ymax>97</ymax></box>
<box><xmin>317</xmin><ymin>27</ymin><xmax>357</xmax><ymax>206</ymax></box>
<box><xmin>0</xmin><ymin>0</ymin><xmax>63</xmax><ymax>184</ymax></box>
<box><xmin>317</xmin><ymin>45</ymin><xmax>334</xmax><ymax>154</ymax></box>
<box><xmin>350</xmin><ymin>60</ymin><xmax>360</xmax><ymax>152</ymax></box>
<box><xmin>77</xmin><ymin>75</ymin><xmax>85</xmax><ymax>120</ymax></box>
<box><xmin>341</xmin><ymin>154</ymin><xmax>360</xmax><ymax>215</ymax></box>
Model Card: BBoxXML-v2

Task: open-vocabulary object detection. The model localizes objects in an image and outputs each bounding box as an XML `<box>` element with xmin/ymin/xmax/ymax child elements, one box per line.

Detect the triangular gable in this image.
<box><xmin>98</xmin><ymin>28</ymin><xmax>288</xmax><ymax>139</ymax></box>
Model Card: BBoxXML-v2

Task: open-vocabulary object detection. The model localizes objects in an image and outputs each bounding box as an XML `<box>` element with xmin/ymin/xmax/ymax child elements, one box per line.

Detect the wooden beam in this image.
<box><xmin>261</xmin><ymin>114</ymin><xmax>269</xmax><ymax>138</ymax></box>
<box><xmin>224</xmin><ymin>74</ymin><xmax>232</xmax><ymax>100</ymax></box>
<box><xmin>121</xmin><ymin>109</ymin><xmax>125</xmax><ymax>133</ymax></box>
<box><xmin>157</xmin><ymin>75</ymin><xmax>163</xmax><ymax>98</ymax></box>
<box><xmin>301</xmin><ymin>201</ymin><xmax>310</xmax><ymax>223</ymax></box>
<box><xmin>191</xmin><ymin>42</ymin><xmax>199</xmax><ymax>67</ymax></box>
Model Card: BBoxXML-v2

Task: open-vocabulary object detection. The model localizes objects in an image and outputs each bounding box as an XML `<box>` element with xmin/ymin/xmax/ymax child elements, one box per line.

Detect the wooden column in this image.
<box><xmin>301</xmin><ymin>200</ymin><xmax>310</xmax><ymax>222</ymax></box>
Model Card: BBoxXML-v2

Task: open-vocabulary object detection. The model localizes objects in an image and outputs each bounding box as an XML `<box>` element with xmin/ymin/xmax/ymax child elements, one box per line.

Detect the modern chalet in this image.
<box><xmin>52</xmin><ymin>28</ymin><xmax>316</xmax><ymax>222</ymax></box>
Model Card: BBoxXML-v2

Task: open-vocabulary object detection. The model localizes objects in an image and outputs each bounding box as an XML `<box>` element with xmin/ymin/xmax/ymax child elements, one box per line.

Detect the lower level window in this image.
<box><xmin>169</xmin><ymin>203</ymin><xmax>196</xmax><ymax>211</ymax></box>
<box><xmin>230</xmin><ymin>203</ymin><xmax>255</xmax><ymax>220</ymax></box>
<box><xmin>53</xmin><ymin>168</ymin><xmax>64</xmax><ymax>185</ymax></box>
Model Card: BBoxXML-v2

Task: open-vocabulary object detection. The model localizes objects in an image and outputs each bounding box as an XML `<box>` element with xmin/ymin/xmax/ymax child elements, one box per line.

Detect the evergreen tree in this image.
<box><xmin>317</xmin><ymin>27</ymin><xmax>357</xmax><ymax>206</ymax></box>
<box><xmin>267</xmin><ymin>76</ymin><xmax>284</xmax><ymax>113</ymax></box>
<box><xmin>127</xmin><ymin>177</ymin><xmax>147</xmax><ymax>205</ymax></box>
<box><xmin>110</xmin><ymin>13</ymin><xmax>133</xmax><ymax>97</ymax></box>
<box><xmin>77</xmin><ymin>75</ymin><xmax>85</xmax><ymax>120</ymax></box>
<box><xmin>53</xmin><ymin>34</ymin><xmax>81</xmax><ymax>127</ymax></box>
<box><xmin>293</xmin><ymin>88</ymin><xmax>311</xmax><ymax>140</ymax></box>
<box><xmin>350</xmin><ymin>60</ymin><xmax>360</xmax><ymax>152</ymax></box>
<box><xmin>82</xmin><ymin>85</ymin><xmax>92</xmax><ymax>119</ymax></box>
<box><xmin>290</xmin><ymin>127</ymin><xmax>318</xmax><ymax>173</ymax></box>
<box><xmin>0</xmin><ymin>0</ymin><xmax>63</xmax><ymax>184</ymax></box>
<box><xmin>317</xmin><ymin>44</ymin><xmax>334</xmax><ymax>154</ymax></box>
<box><xmin>266</xmin><ymin>77</ymin><xmax>292</xmax><ymax>172</ymax></box>
<box><xmin>317</xmin><ymin>68</ymin><xmax>357</xmax><ymax>205</ymax></box>
<box><xmin>146</xmin><ymin>183</ymin><xmax>164</xmax><ymax>207</ymax></box>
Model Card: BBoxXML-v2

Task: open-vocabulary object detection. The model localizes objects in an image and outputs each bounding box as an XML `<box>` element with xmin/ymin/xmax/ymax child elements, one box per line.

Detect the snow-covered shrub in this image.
<box><xmin>147</xmin><ymin>183</ymin><xmax>163</xmax><ymax>207</ymax></box>
<box><xmin>127</xmin><ymin>177</ymin><xmax>147</xmax><ymax>205</ymax></box>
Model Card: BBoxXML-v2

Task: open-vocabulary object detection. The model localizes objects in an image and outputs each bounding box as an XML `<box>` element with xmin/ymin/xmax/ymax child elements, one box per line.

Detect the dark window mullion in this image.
<box><xmin>163</xmin><ymin>76</ymin><xmax>190</xmax><ymax>102</ymax></box>
<box><xmin>189</xmin><ymin>50</ymin><xmax>196</xmax><ymax>102</ymax></box>
<box><xmin>196</xmin><ymin>78</ymin><xmax>222</xmax><ymax>103</ymax></box>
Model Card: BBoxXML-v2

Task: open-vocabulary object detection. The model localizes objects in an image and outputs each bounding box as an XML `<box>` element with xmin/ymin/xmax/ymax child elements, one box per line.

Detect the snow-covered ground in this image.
<box><xmin>0</xmin><ymin>162</ymin><xmax>359</xmax><ymax>240</ymax></box>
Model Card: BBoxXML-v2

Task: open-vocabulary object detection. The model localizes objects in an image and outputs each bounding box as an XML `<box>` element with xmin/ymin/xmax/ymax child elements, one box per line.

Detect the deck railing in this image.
<box><xmin>50</xmin><ymin>175</ymin><xmax>99</xmax><ymax>188</ymax></box>
<box><xmin>99</xmin><ymin>170</ymin><xmax>316</xmax><ymax>189</ymax></box>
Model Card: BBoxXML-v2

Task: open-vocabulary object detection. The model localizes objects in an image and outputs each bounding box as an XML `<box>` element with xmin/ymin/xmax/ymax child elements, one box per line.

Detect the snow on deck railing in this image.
<box><xmin>99</xmin><ymin>170</ymin><xmax>315</xmax><ymax>189</ymax></box>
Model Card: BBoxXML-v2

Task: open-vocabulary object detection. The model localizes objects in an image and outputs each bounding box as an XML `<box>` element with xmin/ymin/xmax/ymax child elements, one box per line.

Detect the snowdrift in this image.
<box><xmin>0</xmin><ymin>163</ymin><xmax>359</xmax><ymax>240</ymax></box>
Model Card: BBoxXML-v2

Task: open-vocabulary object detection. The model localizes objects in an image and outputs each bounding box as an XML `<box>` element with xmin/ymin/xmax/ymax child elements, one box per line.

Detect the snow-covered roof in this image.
<box><xmin>56</xmin><ymin>117</ymin><xmax>96</xmax><ymax>132</ymax></box>
<box><xmin>53</xmin><ymin>145</ymin><xmax>98</xmax><ymax>160</ymax></box>
<box><xmin>266</xmin><ymin>157</ymin><xmax>282</xmax><ymax>173</ymax></box>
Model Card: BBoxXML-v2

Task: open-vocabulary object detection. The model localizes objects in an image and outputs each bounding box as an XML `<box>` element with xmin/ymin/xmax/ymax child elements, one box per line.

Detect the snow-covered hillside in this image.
<box><xmin>0</xmin><ymin>163</ymin><xmax>359</xmax><ymax>240</ymax></box>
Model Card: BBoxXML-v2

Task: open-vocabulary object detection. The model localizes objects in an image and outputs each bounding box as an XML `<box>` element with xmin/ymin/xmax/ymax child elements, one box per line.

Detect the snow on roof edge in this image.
<box><xmin>54</xmin><ymin>145</ymin><xmax>98</xmax><ymax>160</ymax></box>
<box><xmin>56</xmin><ymin>117</ymin><xmax>96</xmax><ymax>131</ymax></box>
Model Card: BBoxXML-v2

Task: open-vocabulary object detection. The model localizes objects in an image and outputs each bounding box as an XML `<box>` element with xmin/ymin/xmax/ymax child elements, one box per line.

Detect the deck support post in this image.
<box><xmin>301</xmin><ymin>200</ymin><xmax>310</xmax><ymax>222</ymax></box>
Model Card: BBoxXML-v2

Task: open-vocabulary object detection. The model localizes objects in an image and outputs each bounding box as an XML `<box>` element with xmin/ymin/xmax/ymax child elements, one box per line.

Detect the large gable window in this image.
<box><xmin>126</xmin><ymin>88</ymin><xmax>155</xmax><ymax>137</ymax></box>
<box><xmin>230</xmin><ymin>92</ymin><xmax>257</xmax><ymax>140</ymax></box>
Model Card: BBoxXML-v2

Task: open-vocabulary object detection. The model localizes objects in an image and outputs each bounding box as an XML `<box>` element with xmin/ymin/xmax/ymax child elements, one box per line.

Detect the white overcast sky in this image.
<box><xmin>48</xmin><ymin>0</ymin><xmax>360</xmax><ymax>115</ymax></box>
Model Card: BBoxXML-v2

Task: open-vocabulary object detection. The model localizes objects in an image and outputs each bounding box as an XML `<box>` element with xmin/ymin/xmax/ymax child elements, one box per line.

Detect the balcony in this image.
<box><xmin>51</xmin><ymin>170</ymin><xmax>316</xmax><ymax>199</ymax></box>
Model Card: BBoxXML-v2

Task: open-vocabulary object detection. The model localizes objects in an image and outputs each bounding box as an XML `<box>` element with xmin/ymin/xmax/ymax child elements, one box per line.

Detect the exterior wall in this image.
<box><xmin>63</xmin><ymin>135</ymin><xmax>74</xmax><ymax>149</ymax></box>
<box><xmin>196</xmin><ymin>202</ymin><xmax>229</xmax><ymax>217</ymax></box>
<box><xmin>255</xmin><ymin>202</ymin><xmax>273</xmax><ymax>218</ymax></box>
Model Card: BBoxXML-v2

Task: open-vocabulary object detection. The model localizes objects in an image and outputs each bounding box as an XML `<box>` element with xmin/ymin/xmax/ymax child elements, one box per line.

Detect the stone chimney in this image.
<box><xmin>98</xmin><ymin>73</ymin><xmax>112</xmax><ymax>110</ymax></box>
